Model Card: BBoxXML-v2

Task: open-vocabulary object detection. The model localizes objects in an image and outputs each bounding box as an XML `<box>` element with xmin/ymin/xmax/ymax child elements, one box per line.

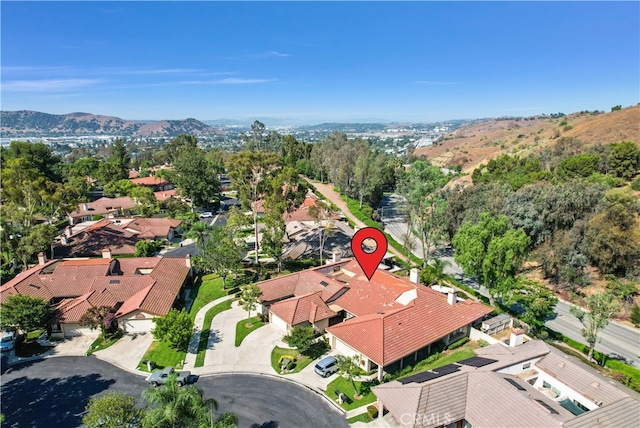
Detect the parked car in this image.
<box><xmin>0</xmin><ymin>331</ymin><xmax>16</xmax><ymax>353</ymax></box>
<box><xmin>314</xmin><ymin>356</ymin><xmax>338</xmax><ymax>377</ymax></box>
<box><xmin>147</xmin><ymin>366</ymin><xmax>191</xmax><ymax>386</ymax></box>
<box><xmin>199</xmin><ymin>212</ymin><xmax>214</xmax><ymax>218</ymax></box>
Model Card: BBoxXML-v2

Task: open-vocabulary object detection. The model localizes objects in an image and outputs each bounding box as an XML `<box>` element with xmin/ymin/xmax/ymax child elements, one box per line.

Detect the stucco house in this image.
<box><xmin>0</xmin><ymin>252</ymin><xmax>192</xmax><ymax>337</ymax></box>
<box><xmin>68</xmin><ymin>197</ymin><xmax>139</xmax><ymax>225</ymax></box>
<box><xmin>373</xmin><ymin>338</ymin><xmax>640</xmax><ymax>428</ymax></box>
<box><xmin>256</xmin><ymin>258</ymin><xmax>493</xmax><ymax>380</ymax></box>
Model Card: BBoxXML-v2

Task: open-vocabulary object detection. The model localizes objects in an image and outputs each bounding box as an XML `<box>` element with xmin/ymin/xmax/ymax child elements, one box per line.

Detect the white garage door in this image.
<box><xmin>271</xmin><ymin>313</ymin><xmax>289</xmax><ymax>333</ymax></box>
<box><xmin>123</xmin><ymin>319</ymin><xmax>154</xmax><ymax>333</ymax></box>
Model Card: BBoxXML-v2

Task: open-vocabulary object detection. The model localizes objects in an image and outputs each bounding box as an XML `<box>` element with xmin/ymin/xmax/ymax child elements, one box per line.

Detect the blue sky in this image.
<box><xmin>1</xmin><ymin>1</ymin><xmax>638</xmax><ymax>123</ymax></box>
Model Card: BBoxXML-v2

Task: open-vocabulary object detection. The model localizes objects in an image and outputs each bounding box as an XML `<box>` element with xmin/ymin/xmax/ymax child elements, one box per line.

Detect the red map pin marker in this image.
<box><xmin>351</xmin><ymin>227</ymin><xmax>388</xmax><ymax>281</ymax></box>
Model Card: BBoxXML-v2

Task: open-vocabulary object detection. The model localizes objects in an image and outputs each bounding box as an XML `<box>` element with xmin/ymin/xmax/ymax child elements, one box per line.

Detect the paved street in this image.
<box><xmin>379</xmin><ymin>193</ymin><xmax>640</xmax><ymax>368</ymax></box>
<box><xmin>0</xmin><ymin>357</ymin><xmax>347</xmax><ymax>428</ymax></box>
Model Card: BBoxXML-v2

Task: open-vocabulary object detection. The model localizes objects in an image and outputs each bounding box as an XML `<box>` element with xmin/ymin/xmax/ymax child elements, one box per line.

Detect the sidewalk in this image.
<box><xmin>184</xmin><ymin>294</ymin><xmax>235</xmax><ymax>368</ymax></box>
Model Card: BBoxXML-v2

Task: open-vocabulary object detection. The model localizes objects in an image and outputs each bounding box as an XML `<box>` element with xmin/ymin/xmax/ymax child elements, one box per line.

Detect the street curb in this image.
<box><xmin>199</xmin><ymin>371</ymin><xmax>347</xmax><ymax>415</ymax></box>
<box><xmin>91</xmin><ymin>353</ymin><xmax>150</xmax><ymax>377</ymax></box>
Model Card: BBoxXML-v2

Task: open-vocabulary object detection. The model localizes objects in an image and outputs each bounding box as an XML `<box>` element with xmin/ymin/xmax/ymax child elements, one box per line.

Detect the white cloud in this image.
<box><xmin>1</xmin><ymin>79</ymin><xmax>104</xmax><ymax>92</ymax></box>
<box><xmin>267</xmin><ymin>51</ymin><xmax>290</xmax><ymax>57</ymax></box>
<box><xmin>179</xmin><ymin>78</ymin><xmax>275</xmax><ymax>85</ymax></box>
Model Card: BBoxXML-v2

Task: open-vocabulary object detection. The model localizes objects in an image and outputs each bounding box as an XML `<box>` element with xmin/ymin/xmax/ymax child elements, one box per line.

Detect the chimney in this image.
<box><xmin>83</xmin><ymin>203</ymin><xmax>88</xmax><ymax>211</ymax></box>
<box><xmin>509</xmin><ymin>328</ymin><xmax>525</xmax><ymax>347</ymax></box>
<box><xmin>65</xmin><ymin>226</ymin><xmax>73</xmax><ymax>238</ymax></box>
<box><xmin>38</xmin><ymin>252</ymin><xmax>47</xmax><ymax>265</ymax></box>
<box><xmin>185</xmin><ymin>254</ymin><xmax>192</xmax><ymax>268</ymax></box>
<box><xmin>332</xmin><ymin>250</ymin><xmax>341</xmax><ymax>263</ymax></box>
<box><xmin>409</xmin><ymin>268</ymin><xmax>419</xmax><ymax>284</ymax></box>
<box><xmin>447</xmin><ymin>289</ymin><xmax>457</xmax><ymax>305</ymax></box>
<box><xmin>102</xmin><ymin>248</ymin><xmax>112</xmax><ymax>259</ymax></box>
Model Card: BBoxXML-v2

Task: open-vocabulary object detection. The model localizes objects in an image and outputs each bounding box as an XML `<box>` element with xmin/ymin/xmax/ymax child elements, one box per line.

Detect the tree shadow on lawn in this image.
<box><xmin>1</xmin><ymin>371</ymin><xmax>115</xmax><ymax>427</ymax></box>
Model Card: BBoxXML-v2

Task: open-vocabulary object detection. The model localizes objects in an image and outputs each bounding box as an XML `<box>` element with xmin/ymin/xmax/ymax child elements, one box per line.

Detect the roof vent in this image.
<box><xmin>29</xmin><ymin>283</ymin><xmax>41</xmax><ymax>289</ymax></box>
<box><xmin>320</xmin><ymin>281</ymin><xmax>329</xmax><ymax>287</ymax></box>
<box><xmin>504</xmin><ymin>378</ymin><xmax>526</xmax><ymax>391</ymax></box>
<box><xmin>109</xmin><ymin>279</ymin><xmax>120</xmax><ymax>284</ymax></box>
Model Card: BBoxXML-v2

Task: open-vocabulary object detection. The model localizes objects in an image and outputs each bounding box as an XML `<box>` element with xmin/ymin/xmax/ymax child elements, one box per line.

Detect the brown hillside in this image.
<box><xmin>415</xmin><ymin>105</ymin><xmax>640</xmax><ymax>174</ymax></box>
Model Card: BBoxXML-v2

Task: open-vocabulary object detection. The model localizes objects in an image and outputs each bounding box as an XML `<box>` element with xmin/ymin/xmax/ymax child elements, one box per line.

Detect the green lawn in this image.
<box><xmin>325</xmin><ymin>376</ymin><xmax>377</xmax><ymax>411</ymax></box>
<box><xmin>189</xmin><ymin>275</ymin><xmax>227</xmax><ymax>319</ymax></box>
<box><xmin>194</xmin><ymin>299</ymin><xmax>234</xmax><ymax>368</ymax></box>
<box><xmin>347</xmin><ymin>413</ymin><xmax>373</xmax><ymax>424</ymax></box>
<box><xmin>270</xmin><ymin>346</ymin><xmax>314</xmax><ymax>374</ymax></box>
<box><xmin>87</xmin><ymin>333</ymin><xmax>121</xmax><ymax>355</ymax></box>
<box><xmin>137</xmin><ymin>340</ymin><xmax>186</xmax><ymax>372</ymax></box>
<box><xmin>235</xmin><ymin>316</ymin><xmax>265</xmax><ymax>347</ymax></box>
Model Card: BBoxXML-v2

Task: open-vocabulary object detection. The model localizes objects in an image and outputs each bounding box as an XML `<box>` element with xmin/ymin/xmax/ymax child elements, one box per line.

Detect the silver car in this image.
<box><xmin>0</xmin><ymin>331</ymin><xmax>16</xmax><ymax>352</ymax></box>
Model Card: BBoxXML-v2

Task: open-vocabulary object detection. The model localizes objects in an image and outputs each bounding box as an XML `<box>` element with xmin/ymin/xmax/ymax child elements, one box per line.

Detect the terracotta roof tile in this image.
<box><xmin>154</xmin><ymin>189</ymin><xmax>177</xmax><ymax>201</ymax></box>
<box><xmin>270</xmin><ymin>291</ymin><xmax>337</xmax><ymax>325</ymax></box>
<box><xmin>124</xmin><ymin>218</ymin><xmax>181</xmax><ymax>239</ymax></box>
<box><xmin>69</xmin><ymin>197</ymin><xmax>138</xmax><ymax>218</ymax></box>
<box><xmin>130</xmin><ymin>176</ymin><xmax>169</xmax><ymax>186</ymax></box>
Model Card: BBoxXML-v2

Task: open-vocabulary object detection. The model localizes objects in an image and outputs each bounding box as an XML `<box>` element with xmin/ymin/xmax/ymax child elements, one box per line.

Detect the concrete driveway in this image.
<box><xmin>92</xmin><ymin>332</ymin><xmax>154</xmax><ymax>373</ymax></box>
<box><xmin>198</xmin><ymin>301</ymin><xmax>286</xmax><ymax>374</ymax></box>
<box><xmin>5</xmin><ymin>332</ymin><xmax>99</xmax><ymax>366</ymax></box>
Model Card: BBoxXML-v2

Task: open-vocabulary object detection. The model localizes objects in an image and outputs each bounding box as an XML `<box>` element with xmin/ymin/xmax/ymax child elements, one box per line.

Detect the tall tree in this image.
<box><xmin>505</xmin><ymin>277</ymin><xmax>558</xmax><ymax>330</ymax></box>
<box><xmin>83</xmin><ymin>392</ymin><xmax>145</xmax><ymax>428</ymax></box>
<box><xmin>108</xmin><ymin>138</ymin><xmax>131</xmax><ymax>181</ymax></box>
<box><xmin>197</xmin><ymin>226</ymin><xmax>245</xmax><ymax>289</ymax></box>
<box><xmin>260</xmin><ymin>211</ymin><xmax>286</xmax><ymax>272</ymax></box>
<box><xmin>162</xmin><ymin>134</ymin><xmax>198</xmax><ymax>165</ymax></box>
<box><xmin>308</xmin><ymin>202</ymin><xmax>338</xmax><ymax>264</ymax></box>
<box><xmin>335</xmin><ymin>355</ymin><xmax>362</xmax><ymax>395</ymax></box>
<box><xmin>570</xmin><ymin>293</ymin><xmax>621</xmax><ymax>362</ymax></box>
<box><xmin>238</xmin><ymin>284</ymin><xmax>261</xmax><ymax>320</ymax></box>
<box><xmin>186</xmin><ymin>221</ymin><xmax>212</xmax><ymax>252</ymax></box>
<box><xmin>226</xmin><ymin>151</ymin><xmax>281</xmax><ymax>263</ymax></box>
<box><xmin>452</xmin><ymin>213</ymin><xmax>531</xmax><ymax>306</ymax></box>
<box><xmin>0</xmin><ymin>294</ymin><xmax>52</xmax><ymax>339</ymax></box>
<box><xmin>173</xmin><ymin>147</ymin><xmax>221</xmax><ymax>209</ymax></box>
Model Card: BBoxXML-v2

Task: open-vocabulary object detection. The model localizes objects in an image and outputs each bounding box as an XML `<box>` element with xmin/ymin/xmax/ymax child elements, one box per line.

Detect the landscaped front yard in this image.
<box><xmin>325</xmin><ymin>376</ymin><xmax>377</xmax><ymax>411</ymax></box>
<box><xmin>235</xmin><ymin>316</ymin><xmax>265</xmax><ymax>347</ymax></box>
<box><xmin>270</xmin><ymin>346</ymin><xmax>314</xmax><ymax>374</ymax></box>
<box><xmin>189</xmin><ymin>274</ymin><xmax>228</xmax><ymax>319</ymax></box>
<box><xmin>137</xmin><ymin>340</ymin><xmax>186</xmax><ymax>372</ymax></box>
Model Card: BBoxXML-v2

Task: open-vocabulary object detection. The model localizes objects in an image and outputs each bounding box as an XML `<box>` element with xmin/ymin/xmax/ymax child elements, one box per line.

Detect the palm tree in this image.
<box><xmin>142</xmin><ymin>374</ymin><xmax>226</xmax><ymax>428</ymax></box>
<box><xmin>422</xmin><ymin>258</ymin><xmax>452</xmax><ymax>286</ymax></box>
<box><xmin>186</xmin><ymin>221</ymin><xmax>211</xmax><ymax>252</ymax></box>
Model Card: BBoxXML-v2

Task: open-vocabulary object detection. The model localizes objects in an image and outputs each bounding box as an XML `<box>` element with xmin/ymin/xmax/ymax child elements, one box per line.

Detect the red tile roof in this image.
<box><xmin>269</xmin><ymin>291</ymin><xmax>337</xmax><ymax>325</ymax></box>
<box><xmin>124</xmin><ymin>218</ymin><xmax>181</xmax><ymax>239</ymax></box>
<box><xmin>154</xmin><ymin>189</ymin><xmax>177</xmax><ymax>201</ymax></box>
<box><xmin>257</xmin><ymin>268</ymin><xmax>348</xmax><ymax>303</ymax></box>
<box><xmin>130</xmin><ymin>176</ymin><xmax>169</xmax><ymax>186</ymax></box>
<box><xmin>69</xmin><ymin>197</ymin><xmax>138</xmax><ymax>219</ymax></box>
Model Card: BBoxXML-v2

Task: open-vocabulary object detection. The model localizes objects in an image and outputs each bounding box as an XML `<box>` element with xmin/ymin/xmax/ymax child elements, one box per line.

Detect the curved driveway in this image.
<box><xmin>1</xmin><ymin>357</ymin><xmax>347</xmax><ymax>428</ymax></box>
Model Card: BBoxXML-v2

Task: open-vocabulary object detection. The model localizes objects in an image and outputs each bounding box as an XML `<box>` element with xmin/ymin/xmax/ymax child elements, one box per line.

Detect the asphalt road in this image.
<box><xmin>0</xmin><ymin>357</ymin><xmax>348</xmax><ymax>428</ymax></box>
<box><xmin>380</xmin><ymin>193</ymin><xmax>640</xmax><ymax>367</ymax></box>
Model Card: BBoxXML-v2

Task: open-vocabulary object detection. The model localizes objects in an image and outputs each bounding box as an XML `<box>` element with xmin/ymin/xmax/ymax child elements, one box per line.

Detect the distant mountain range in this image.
<box><xmin>0</xmin><ymin>111</ymin><xmax>224</xmax><ymax>138</ymax></box>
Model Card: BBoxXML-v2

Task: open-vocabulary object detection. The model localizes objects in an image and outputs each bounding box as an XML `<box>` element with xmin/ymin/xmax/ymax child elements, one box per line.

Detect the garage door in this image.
<box><xmin>271</xmin><ymin>313</ymin><xmax>289</xmax><ymax>333</ymax></box>
<box><xmin>123</xmin><ymin>319</ymin><xmax>154</xmax><ymax>333</ymax></box>
<box><xmin>335</xmin><ymin>338</ymin><xmax>359</xmax><ymax>358</ymax></box>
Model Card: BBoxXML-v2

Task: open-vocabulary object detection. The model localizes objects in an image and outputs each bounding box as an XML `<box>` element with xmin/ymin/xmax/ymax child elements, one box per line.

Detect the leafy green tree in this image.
<box><xmin>398</xmin><ymin>160</ymin><xmax>451</xmax><ymax>265</ymax></box>
<box><xmin>174</xmin><ymin>147</ymin><xmax>221</xmax><ymax>209</ymax></box>
<box><xmin>83</xmin><ymin>392</ymin><xmax>145</xmax><ymax>428</ymax></box>
<box><xmin>151</xmin><ymin>309</ymin><xmax>194</xmax><ymax>350</ymax></box>
<box><xmin>609</xmin><ymin>141</ymin><xmax>640</xmax><ymax>180</ymax></box>
<box><xmin>0</xmin><ymin>294</ymin><xmax>52</xmax><ymax>338</ymax></box>
<box><xmin>420</xmin><ymin>258</ymin><xmax>451</xmax><ymax>286</ymax></box>
<box><xmin>570</xmin><ymin>293</ymin><xmax>621</xmax><ymax>362</ymax></box>
<box><xmin>243</xmin><ymin>120</ymin><xmax>266</xmax><ymax>151</ymax></box>
<box><xmin>238</xmin><ymin>284</ymin><xmax>261</xmax><ymax>320</ymax></box>
<box><xmin>506</xmin><ymin>277</ymin><xmax>557</xmax><ymax>329</ymax></box>
<box><xmin>260</xmin><ymin>211</ymin><xmax>286</xmax><ymax>272</ymax></box>
<box><xmin>142</xmin><ymin>374</ymin><xmax>234</xmax><ymax>428</ymax></box>
<box><xmin>556</xmin><ymin>153</ymin><xmax>601</xmax><ymax>178</ymax></box>
<box><xmin>605</xmin><ymin>276</ymin><xmax>639</xmax><ymax>315</ymax></box>
<box><xmin>79</xmin><ymin>306</ymin><xmax>118</xmax><ymax>339</ymax></box>
<box><xmin>162</xmin><ymin>134</ymin><xmax>198</xmax><ymax>165</ymax></box>
<box><xmin>335</xmin><ymin>355</ymin><xmax>362</xmax><ymax>395</ymax></box>
<box><xmin>452</xmin><ymin>213</ymin><xmax>531</xmax><ymax>306</ymax></box>
<box><xmin>14</xmin><ymin>224</ymin><xmax>57</xmax><ymax>268</ymax></box>
<box><xmin>282</xmin><ymin>326</ymin><xmax>316</xmax><ymax>355</ymax></box>
<box><xmin>135</xmin><ymin>240</ymin><xmax>163</xmax><ymax>257</ymax></box>
<box><xmin>1</xmin><ymin>140</ymin><xmax>62</xmax><ymax>182</ymax></box>
<box><xmin>308</xmin><ymin>202</ymin><xmax>338</xmax><ymax>264</ymax></box>
<box><xmin>584</xmin><ymin>189</ymin><xmax>640</xmax><ymax>275</ymax></box>
<box><xmin>197</xmin><ymin>226</ymin><xmax>245</xmax><ymax>288</ymax></box>
<box><xmin>108</xmin><ymin>138</ymin><xmax>132</xmax><ymax>181</ymax></box>
<box><xmin>226</xmin><ymin>151</ymin><xmax>281</xmax><ymax>263</ymax></box>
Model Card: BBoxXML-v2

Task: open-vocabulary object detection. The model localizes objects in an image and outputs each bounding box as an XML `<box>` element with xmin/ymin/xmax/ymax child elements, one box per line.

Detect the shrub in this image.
<box><xmin>477</xmin><ymin>339</ymin><xmax>490</xmax><ymax>347</ymax></box>
<box><xmin>366</xmin><ymin>405</ymin><xmax>378</xmax><ymax>419</ymax></box>
<box><xmin>447</xmin><ymin>337</ymin><xmax>469</xmax><ymax>350</ymax></box>
<box><xmin>631</xmin><ymin>305</ymin><xmax>640</xmax><ymax>327</ymax></box>
<box><xmin>631</xmin><ymin>177</ymin><xmax>640</xmax><ymax>191</ymax></box>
